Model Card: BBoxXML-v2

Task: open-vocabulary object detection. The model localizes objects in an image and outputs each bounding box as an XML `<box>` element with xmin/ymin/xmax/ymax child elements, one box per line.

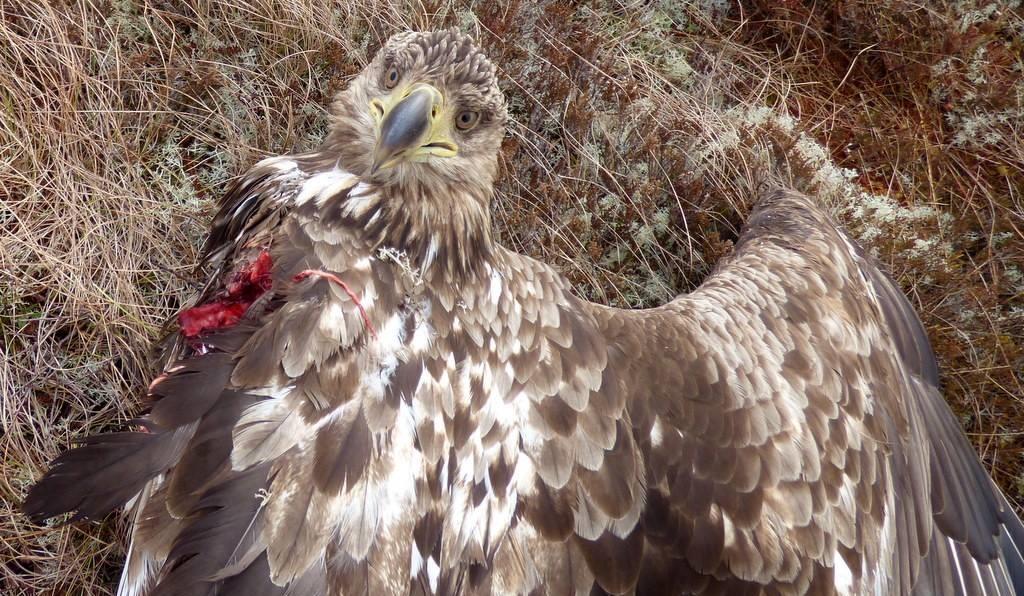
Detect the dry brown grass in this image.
<box><xmin>1</xmin><ymin>0</ymin><xmax>1021</xmax><ymax>593</ymax></box>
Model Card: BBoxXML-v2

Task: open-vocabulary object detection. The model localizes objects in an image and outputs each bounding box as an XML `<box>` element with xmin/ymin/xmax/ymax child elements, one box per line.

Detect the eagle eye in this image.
<box><xmin>455</xmin><ymin>110</ymin><xmax>480</xmax><ymax>131</ymax></box>
<box><xmin>383</xmin><ymin>65</ymin><xmax>400</xmax><ymax>90</ymax></box>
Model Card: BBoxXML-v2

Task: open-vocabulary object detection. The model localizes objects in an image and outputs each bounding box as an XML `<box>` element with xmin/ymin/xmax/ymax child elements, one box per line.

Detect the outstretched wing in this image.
<box><xmin>856</xmin><ymin>237</ymin><xmax>1024</xmax><ymax>596</ymax></box>
<box><xmin>379</xmin><ymin>188</ymin><xmax>1024</xmax><ymax>595</ymax></box>
<box><xmin>601</xmin><ymin>189</ymin><xmax>1024</xmax><ymax>594</ymax></box>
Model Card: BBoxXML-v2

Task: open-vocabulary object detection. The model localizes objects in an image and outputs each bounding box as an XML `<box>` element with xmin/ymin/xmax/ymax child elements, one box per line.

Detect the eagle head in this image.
<box><xmin>327</xmin><ymin>30</ymin><xmax>507</xmax><ymax>197</ymax></box>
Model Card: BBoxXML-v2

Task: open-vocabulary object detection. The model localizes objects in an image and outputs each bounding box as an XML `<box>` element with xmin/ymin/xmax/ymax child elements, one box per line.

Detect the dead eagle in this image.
<box><xmin>24</xmin><ymin>29</ymin><xmax>1024</xmax><ymax>596</ymax></box>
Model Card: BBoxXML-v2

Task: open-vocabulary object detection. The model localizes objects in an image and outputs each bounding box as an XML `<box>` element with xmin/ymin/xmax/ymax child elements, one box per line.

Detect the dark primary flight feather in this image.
<box><xmin>24</xmin><ymin>29</ymin><xmax>1024</xmax><ymax>596</ymax></box>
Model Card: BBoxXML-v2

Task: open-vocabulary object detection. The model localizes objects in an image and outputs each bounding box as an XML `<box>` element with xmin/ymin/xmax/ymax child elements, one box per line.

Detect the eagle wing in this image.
<box><xmin>559</xmin><ymin>189</ymin><xmax>1024</xmax><ymax>594</ymax></box>
<box><xmin>23</xmin><ymin>153</ymin><xmax>403</xmax><ymax>596</ymax></box>
<box><xmin>22</xmin><ymin>154</ymin><xmax>307</xmax><ymax>524</ymax></box>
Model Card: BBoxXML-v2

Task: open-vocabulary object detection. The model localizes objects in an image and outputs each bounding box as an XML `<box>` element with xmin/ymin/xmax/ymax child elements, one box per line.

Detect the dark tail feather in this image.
<box><xmin>151</xmin><ymin>463</ymin><xmax>271</xmax><ymax>596</ymax></box>
<box><xmin>23</xmin><ymin>424</ymin><xmax>194</xmax><ymax>523</ymax></box>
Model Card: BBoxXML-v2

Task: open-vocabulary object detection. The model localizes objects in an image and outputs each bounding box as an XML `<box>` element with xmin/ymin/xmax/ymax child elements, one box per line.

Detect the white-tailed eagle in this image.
<box><xmin>24</xmin><ymin>29</ymin><xmax>1024</xmax><ymax>596</ymax></box>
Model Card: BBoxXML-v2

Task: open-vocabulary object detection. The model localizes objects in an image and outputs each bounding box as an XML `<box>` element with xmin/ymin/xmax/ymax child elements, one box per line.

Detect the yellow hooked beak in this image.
<box><xmin>369</xmin><ymin>84</ymin><xmax>458</xmax><ymax>174</ymax></box>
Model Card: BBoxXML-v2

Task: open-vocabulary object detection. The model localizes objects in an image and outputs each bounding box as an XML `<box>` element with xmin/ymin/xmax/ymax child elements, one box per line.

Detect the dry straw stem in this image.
<box><xmin>1</xmin><ymin>0</ymin><xmax>1021</xmax><ymax>593</ymax></box>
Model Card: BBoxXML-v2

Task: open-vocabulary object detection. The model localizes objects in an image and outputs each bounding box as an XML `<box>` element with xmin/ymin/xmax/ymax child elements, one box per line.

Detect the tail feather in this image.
<box><xmin>118</xmin><ymin>482</ymin><xmax>165</xmax><ymax>596</ymax></box>
<box><xmin>23</xmin><ymin>424</ymin><xmax>194</xmax><ymax>523</ymax></box>
<box><xmin>151</xmin><ymin>463</ymin><xmax>271</xmax><ymax>596</ymax></box>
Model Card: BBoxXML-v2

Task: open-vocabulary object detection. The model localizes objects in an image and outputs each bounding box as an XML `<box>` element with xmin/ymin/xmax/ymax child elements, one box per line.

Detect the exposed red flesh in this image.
<box><xmin>178</xmin><ymin>253</ymin><xmax>375</xmax><ymax>341</ymax></box>
<box><xmin>179</xmin><ymin>251</ymin><xmax>273</xmax><ymax>338</ymax></box>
